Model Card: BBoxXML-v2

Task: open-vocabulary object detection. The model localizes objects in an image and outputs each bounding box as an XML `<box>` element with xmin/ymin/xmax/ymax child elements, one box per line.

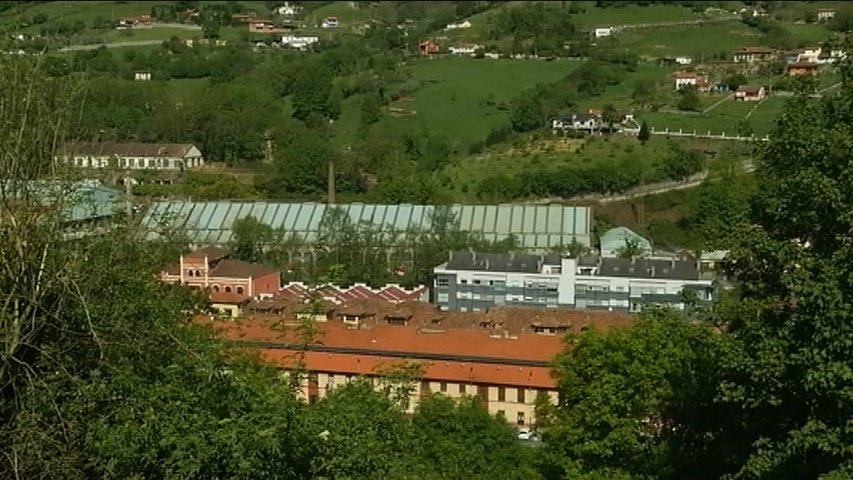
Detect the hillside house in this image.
<box><xmin>117</xmin><ymin>15</ymin><xmax>154</xmax><ymax>28</ymax></box>
<box><xmin>794</xmin><ymin>46</ymin><xmax>822</xmax><ymax>63</ymax></box>
<box><xmin>248</xmin><ymin>19</ymin><xmax>283</xmax><ymax>34</ymax></box>
<box><xmin>551</xmin><ymin>113</ymin><xmax>602</xmax><ymax>134</ymax></box>
<box><xmin>321</xmin><ymin>17</ymin><xmax>339</xmax><ymax>28</ymax></box>
<box><xmin>446</xmin><ymin>20</ymin><xmax>471</xmax><ymax>29</ymax></box>
<box><xmin>419</xmin><ymin>40</ymin><xmax>440</xmax><ymax>55</ymax></box>
<box><xmin>594</xmin><ymin>27</ymin><xmax>612</xmax><ymax>38</ymax></box>
<box><xmin>735</xmin><ymin>85</ymin><xmax>766</xmax><ymax>101</ymax></box>
<box><xmin>231</xmin><ymin>14</ymin><xmax>253</xmax><ymax>24</ymax></box>
<box><xmin>281</xmin><ymin>35</ymin><xmax>318</xmax><ymax>49</ymax></box>
<box><xmin>448</xmin><ymin>44</ymin><xmax>482</xmax><ymax>55</ymax></box>
<box><xmin>134</xmin><ymin>72</ymin><xmax>151</xmax><ymax>81</ymax></box>
<box><xmin>817</xmin><ymin>9</ymin><xmax>836</xmax><ymax>22</ymax></box>
<box><xmin>786</xmin><ymin>62</ymin><xmax>819</xmax><ymax>76</ymax></box>
<box><xmin>57</xmin><ymin>142</ymin><xmax>205</xmax><ymax>170</ymax></box>
<box><xmin>733</xmin><ymin>47</ymin><xmax>777</xmax><ymax>63</ymax></box>
<box><xmin>673</xmin><ymin>72</ymin><xmax>710</xmax><ymax>92</ymax></box>
<box><xmin>275</xmin><ymin>2</ymin><xmax>301</xmax><ymax>16</ymax></box>
<box><xmin>161</xmin><ymin>247</ymin><xmax>281</xmax><ymax>318</ymax></box>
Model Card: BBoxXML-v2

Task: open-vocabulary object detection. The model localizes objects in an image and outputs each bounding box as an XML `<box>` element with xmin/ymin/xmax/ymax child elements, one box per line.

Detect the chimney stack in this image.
<box><xmin>327</xmin><ymin>160</ymin><xmax>336</xmax><ymax>204</ymax></box>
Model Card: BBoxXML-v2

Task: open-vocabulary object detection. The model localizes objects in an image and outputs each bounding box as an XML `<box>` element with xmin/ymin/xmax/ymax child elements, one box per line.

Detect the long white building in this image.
<box><xmin>56</xmin><ymin>142</ymin><xmax>205</xmax><ymax>170</ymax></box>
<box><xmin>433</xmin><ymin>251</ymin><xmax>715</xmax><ymax>313</ymax></box>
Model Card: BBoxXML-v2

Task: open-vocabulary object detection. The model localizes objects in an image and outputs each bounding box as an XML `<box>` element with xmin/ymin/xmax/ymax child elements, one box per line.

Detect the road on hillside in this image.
<box><xmin>614</xmin><ymin>15</ymin><xmax>738</xmax><ymax>31</ymax></box>
<box><xmin>58</xmin><ymin>40</ymin><xmax>164</xmax><ymax>52</ymax></box>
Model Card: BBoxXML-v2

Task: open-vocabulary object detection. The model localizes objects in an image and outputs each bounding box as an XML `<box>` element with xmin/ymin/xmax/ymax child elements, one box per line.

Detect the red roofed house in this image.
<box><xmin>673</xmin><ymin>72</ymin><xmax>710</xmax><ymax>92</ymax></box>
<box><xmin>248</xmin><ymin>19</ymin><xmax>283</xmax><ymax>34</ymax></box>
<box><xmin>161</xmin><ymin>246</ymin><xmax>280</xmax><ymax>317</ymax></box>
<box><xmin>419</xmin><ymin>40</ymin><xmax>440</xmax><ymax>56</ymax></box>
<box><xmin>202</xmin><ymin>300</ymin><xmax>632</xmax><ymax>426</ymax></box>
<box><xmin>735</xmin><ymin>85</ymin><xmax>766</xmax><ymax>102</ymax></box>
<box><xmin>786</xmin><ymin>62</ymin><xmax>819</xmax><ymax>76</ymax></box>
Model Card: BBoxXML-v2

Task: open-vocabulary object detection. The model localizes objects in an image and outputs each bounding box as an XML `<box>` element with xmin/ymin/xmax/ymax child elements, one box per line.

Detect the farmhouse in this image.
<box><xmin>275</xmin><ymin>2</ymin><xmax>301</xmax><ymax>16</ymax></box>
<box><xmin>735</xmin><ymin>85</ymin><xmax>766</xmax><ymax>102</ymax></box>
<box><xmin>419</xmin><ymin>40</ymin><xmax>440</xmax><ymax>55</ymax></box>
<box><xmin>551</xmin><ymin>113</ymin><xmax>602</xmax><ymax>134</ymax></box>
<box><xmin>322</xmin><ymin>17</ymin><xmax>339</xmax><ymax>28</ymax></box>
<box><xmin>448</xmin><ymin>44</ymin><xmax>482</xmax><ymax>55</ymax></box>
<box><xmin>733</xmin><ymin>46</ymin><xmax>777</xmax><ymax>63</ymax></box>
<box><xmin>786</xmin><ymin>62</ymin><xmax>819</xmax><ymax>76</ymax></box>
<box><xmin>446</xmin><ymin>20</ymin><xmax>471</xmax><ymax>30</ymax></box>
<box><xmin>281</xmin><ymin>35</ymin><xmax>318</xmax><ymax>49</ymax></box>
<box><xmin>117</xmin><ymin>15</ymin><xmax>154</xmax><ymax>28</ymax></box>
<box><xmin>134</xmin><ymin>71</ymin><xmax>151</xmax><ymax>81</ymax></box>
<box><xmin>673</xmin><ymin>72</ymin><xmax>710</xmax><ymax>92</ymax></box>
<box><xmin>594</xmin><ymin>27</ymin><xmax>612</xmax><ymax>38</ymax></box>
<box><xmin>248</xmin><ymin>19</ymin><xmax>283</xmax><ymax>34</ymax></box>
<box><xmin>57</xmin><ymin>142</ymin><xmax>205</xmax><ymax>170</ymax></box>
<box><xmin>816</xmin><ymin>9</ymin><xmax>836</xmax><ymax>22</ymax></box>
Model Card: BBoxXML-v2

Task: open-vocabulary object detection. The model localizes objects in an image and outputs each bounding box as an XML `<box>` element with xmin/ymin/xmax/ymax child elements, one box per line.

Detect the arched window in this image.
<box><xmin>194</xmin><ymin>269</ymin><xmax>201</xmax><ymax>276</ymax></box>
<box><xmin>213</xmin><ymin>285</ymin><xmax>220</xmax><ymax>292</ymax></box>
<box><xmin>225</xmin><ymin>286</ymin><xmax>232</xmax><ymax>293</ymax></box>
<box><xmin>187</xmin><ymin>269</ymin><xmax>194</xmax><ymax>277</ymax></box>
<box><xmin>236</xmin><ymin>286</ymin><xmax>244</xmax><ymax>294</ymax></box>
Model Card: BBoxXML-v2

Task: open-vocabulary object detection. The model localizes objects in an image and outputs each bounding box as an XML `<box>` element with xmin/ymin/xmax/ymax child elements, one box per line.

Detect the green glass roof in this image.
<box><xmin>141</xmin><ymin>201</ymin><xmax>593</xmax><ymax>249</ymax></box>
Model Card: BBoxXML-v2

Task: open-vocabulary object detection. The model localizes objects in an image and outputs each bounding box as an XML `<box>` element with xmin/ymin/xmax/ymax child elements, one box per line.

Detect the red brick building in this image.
<box><xmin>162</xmin><ymin>247</ymin><xmax>280</xmax><ymax>316</ymax></box>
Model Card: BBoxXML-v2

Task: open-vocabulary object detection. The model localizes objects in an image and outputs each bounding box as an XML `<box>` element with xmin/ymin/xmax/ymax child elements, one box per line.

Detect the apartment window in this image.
<box><xmin>493</xmin><ymin>280</ymin><xmax>506</xmax><ymax>289</ymax></box>
<box><xmin>497</xmin><ymin>387</ymin><xmax>505</xmax><ymax>402</ymax></box>
<box><xmin>437</xmin><ymin>293</ymin><xmax>449</xmax><ymax>303</ymax></box>
<box><xmin>225</xmin><ymin>286</ymin><xmax>232</xmax><ymax>293</ymax></box>
<box><xmin>440</xmin><ymin>382</ymin><xmax>447</xmax><ymax>393</ymax></box>
<box><xmin>517</xmin><ymin>412</ymin><xmax>525</xmax><ymax>426</ymax></box>
<box><xmin>236</xmin><ymin>286</ymin><xmax>244</xmax><ymax>294</ymax></box>
<box><xmin>437</xmin><ymin>277</ymin><xmax>449</xmax><ymax>286</ymax></box>
<box><xmin>459</xmin><ymin>384</ymin><xmax>466</xmax><ymax>395</ymax></box>
<box><xmin>546</xmin><ymin>287</ymin><xmax>558</xmax><ymax>293</ymax></box>
<box><xmin>473</xmin><ymin>279</ymin><xmax>481</xmax><ymax>285</ymax></box>
<box><xmin>460</xmin><ymin>279</ymin><xmax>468</xmax><ymax>284</ymax></box>
<box><xmin>213</xmin><ymin>285</ymin><xmax>220</xmax><ymax>292</ymax></box>
<box><xmin>517</xmin><ymin>388</ymin><xmax>526</xmax><ymax>404</ymax></box>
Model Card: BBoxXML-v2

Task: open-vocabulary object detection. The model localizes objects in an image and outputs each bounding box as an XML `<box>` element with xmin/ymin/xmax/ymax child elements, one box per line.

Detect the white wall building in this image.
<box><xmin>448</xmin><ymin>44</ymin><xmax>482</xmax><ymax>55</ymax></box>
<box><xmin>594</xmin><ymin>27</ymin><xmax>612</xmax><ymax>38</ymax></box>
<box><xmin>280</xmin><ymin>35</ymin><xmax>319</xmax><ymax>49</ymax></box>
<box><xmin>434</xmin><ymin>251</ymin><xmax>715</xmax><ymax>313</ymax></box>
<box><xmin>275</xmin><ymin>2</ymin><xmax>301</xmax><ymax>16</ymax></box>
<box><xmin>446</xmin><ymin>20</ymin><xmax>471</xmax><ymax>30</ymax></box>
<box><xmin>56</xmin><ymin>142</ymin><xmax>205</xmax><ymax>170</ymax></box>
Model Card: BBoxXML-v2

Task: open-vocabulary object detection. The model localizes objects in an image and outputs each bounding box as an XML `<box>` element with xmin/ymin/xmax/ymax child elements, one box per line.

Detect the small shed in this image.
<box><xmin>599</xmin><ymin>227</ymin><xmax>653</xmax><ymax>258</ymax></box>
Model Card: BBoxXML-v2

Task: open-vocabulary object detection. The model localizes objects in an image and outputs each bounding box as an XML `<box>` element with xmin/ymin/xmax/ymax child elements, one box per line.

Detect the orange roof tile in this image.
<box><xmin>260</xmin><ymin>350</ymin><xmax>557</xmax><ymax>389</ymax></box>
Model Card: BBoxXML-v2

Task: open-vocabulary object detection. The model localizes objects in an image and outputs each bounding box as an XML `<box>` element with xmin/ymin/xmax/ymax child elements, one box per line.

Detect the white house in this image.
<box><xmin>57</xmin><ymin>142</ymin><xmax>205</xmax><ymax>170</ymax></box>
<box><xmin>673</xmin><ymin>72</ymin><xmax>709</xmax><ymax>91</ymax></box>
<box><xmin>275</xmin><ymin>2</ymin><xmax>301</xmax><ymax>16</ymax></box>
<box><xmin>445</xmin><ymin>20</ymin><xmax>471</xmax><ymax>30</ymax></box>
<box><xmin>675</xmin><ymin>56</ymin><xmax>692</xmax><ymax>65</ymax></box>
<box><xmin>551</xmin><ymin>113</ymin><xmax>602</xmax><ymax>134</ymax></box>
<box><xmin>594</xmin><ymin>27</ymin><xmax>612</xmax><ymax>38</ymax></box>
<box><xmin>735</xmin><ymin>85</ymin><xmax>766</xmax><ymax>102</ymax></box>
<box><xmin>797</xmin><ymin>46</ymin><xmax>822</xmax><ymax>63</ymax></box>
<box><xmin>321</xmin><ymin>17</ymin><xmax>339</xmax><ymax>28</ymax></box>
<box><xmin>448</xmin><ymin>44</ymin><xmax>482</xmax><ymax>55</ymax></box>
<box><xmin>280</xmin><ymin>35</ymin><xmax>318</xmax><ymax>49</ymax></box>
<box><xmin>134</xmin><ymin>72</ymin><xmax>151</xmax><ymax>81</ymax></box>
<box><xmin>816</xmin><ymin>9</ymin><xmax>836</xmax><ymax>22</ymax></box>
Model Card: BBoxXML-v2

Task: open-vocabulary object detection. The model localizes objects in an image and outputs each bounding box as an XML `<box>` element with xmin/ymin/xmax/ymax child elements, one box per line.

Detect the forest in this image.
<box><xmin>1</xmin><ymin>29</ymin><xmax>852</xmax><ymax>478</ymax></box>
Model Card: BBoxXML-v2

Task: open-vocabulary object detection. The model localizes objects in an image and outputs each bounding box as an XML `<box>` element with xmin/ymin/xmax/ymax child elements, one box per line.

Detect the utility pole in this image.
<box><xmin>327</xmin><ymin>160</ymin><xmax>335</xmax><ymax>204</ymax></box>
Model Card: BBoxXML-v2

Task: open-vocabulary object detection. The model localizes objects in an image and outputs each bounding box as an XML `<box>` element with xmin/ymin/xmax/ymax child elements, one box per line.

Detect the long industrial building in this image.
<box><xmin>140</xmin><ymin>201</ymin><xmax>593</xmax><ymax>250</ymax></box>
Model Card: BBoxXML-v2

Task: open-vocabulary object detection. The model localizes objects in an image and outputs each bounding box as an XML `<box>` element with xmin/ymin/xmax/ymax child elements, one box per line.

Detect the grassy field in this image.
<box><xmin>575</xmin><ymin>63</ymin><xmax>674</xmax><ymax>111</ymax></box>
<box><xmin>639</xmin><ymin>95</ymin><xmax>788</xmax><ymax>136</ymax></box>
<box><xmin>613</xmin><ymin>21</ymin><xmax>762</xmax><ymax>59</ymax></box>
<box><xmin>380</xmin><ymin>57</ymin><xmax>575</xmax><ymax>146</ymax></box>
<box><xmin>100</xmin><ymin>26</ymin><xmax>200</xmax><ymax>42</ymax></box>
<box><xmin>571</xmin><ymin>3</ymin><xmax>710</xmax><ymax>29</ymax></box>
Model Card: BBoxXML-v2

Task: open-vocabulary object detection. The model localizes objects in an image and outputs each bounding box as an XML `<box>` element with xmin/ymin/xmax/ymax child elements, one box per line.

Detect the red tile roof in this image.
<box><xmin>184</xmin><ymin>246</ymin><xmax>229</xmax><ymax>261</ymax></box>
<box><xmin>210</xmin><ymin>291</ymin><xmax>251</xmax><ymax>304</ymax></box>
<box><xmin>210</xmin><ymin>259</ymin><xmax>278</xmax><ymax>279</ymax></box>
<box><xmin>210</xmin><ymin>318</ymin><xmax>566</xmax><ymax>363</ymax></box>
<box><xmin>274</xmin><ymin>282</ymin><xmax>428</xmax><ymax>304</ymax></box>
<box><xmin>260</xmin><ymin>350</ymin><xmax>557</xmax><ymax>389</ymax></box>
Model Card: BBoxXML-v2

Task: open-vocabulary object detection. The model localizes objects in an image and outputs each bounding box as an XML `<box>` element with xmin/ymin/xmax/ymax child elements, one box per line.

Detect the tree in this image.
<box><xmin>359</xmin><ymin>92</ymin><xmax>381</xmax><ymax>127</ymax></box>
<box><xmin>638</xmin><ymin>120</ymin><xmax>650</xmax><ymax>143</ymax></box>
<box><xmin>202</xmin><ymin>19</ymin><xmax>220</xmax><ymax>39</ymax></box>
<box><xmin>724</xmin><ymin>72</ymin><xmax>748</xmax><ymax>91</ymax></box>
<box><xmin>509</xmin><ymin>91</ymin><xmax>543</xmax><ymax>132</ymax></box>
<box><xmin>602</xmin><ymin>103</ymin><xmax>620</xmax><ymax>132</ymax></box>
<box><xmin>291</xmin><ymin>60</ymin><xmax>334</xmax><ymax>121</ymax></box>
<box><xmin>631</xmin><ymin>78</ymin><xmax>656</xmax><ymax>109</ymax></box>
<box><xmin>230</xmin><ymin>215</ymin><xmax>274</xmax><ymax>263</ymax></box>
<box><xmin>712</xmin><ymin>53</ymin><xmax>853</xmax><ymax>479</ymax></box>
<box><xmin>544</xmin><ymin>309</ymin><xmax>733</xmax><ymax>480</ymax></box>
<box><xmin>615</xmin><ymin>238</ymin><xmax>644</xmax><ymax>258</ymax></box>
<box><xmin>677</xmin><ymin>85</ymin><xmax>701</xmax><ymax>111</ymax></box>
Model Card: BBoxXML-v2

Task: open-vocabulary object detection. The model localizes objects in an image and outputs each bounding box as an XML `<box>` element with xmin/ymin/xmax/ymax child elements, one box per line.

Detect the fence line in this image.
<box><xmin>649</xmin><ymin>127</ymin><xmax>770</xmax><ymax>142</ymax></box>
